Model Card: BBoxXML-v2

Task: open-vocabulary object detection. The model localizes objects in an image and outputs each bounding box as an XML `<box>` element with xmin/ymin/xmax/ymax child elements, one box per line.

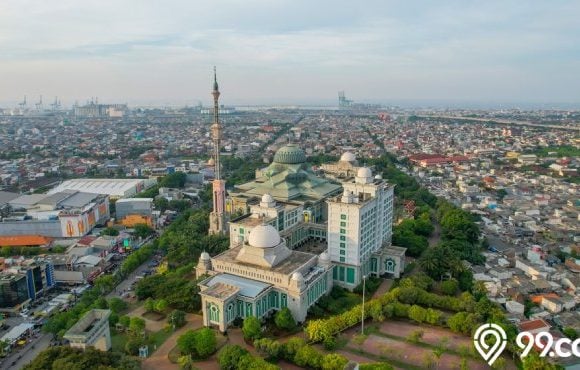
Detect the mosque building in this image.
<box><xmin>199</xmin><ymin>72</ymin><xmax>405</xmax><ymax>332</ymax></box>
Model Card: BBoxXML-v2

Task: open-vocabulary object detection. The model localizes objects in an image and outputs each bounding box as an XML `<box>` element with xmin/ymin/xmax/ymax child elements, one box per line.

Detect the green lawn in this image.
<box><xmin>110</xmin><ymin>330</ymin><xmax>130</xmax><ymax>353</ymax></box>
<box><xmin>110</xmin><ymin>326</ymin><xmax>175</xmax><ymax>354</ymax></box>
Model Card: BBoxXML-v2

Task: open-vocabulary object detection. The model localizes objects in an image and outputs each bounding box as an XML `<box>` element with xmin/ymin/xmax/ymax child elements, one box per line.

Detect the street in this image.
<box><xmin>1</xmin><ymin>332</ymin><xmax>51</xmax><ymax>370</ymax></box>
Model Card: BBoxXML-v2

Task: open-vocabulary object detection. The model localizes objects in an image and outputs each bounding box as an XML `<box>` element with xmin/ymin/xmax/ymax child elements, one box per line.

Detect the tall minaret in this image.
<box><xmin>209</xmin><ymin>67</ymin><xmax>228</xmax><ymax>235</ymax></box>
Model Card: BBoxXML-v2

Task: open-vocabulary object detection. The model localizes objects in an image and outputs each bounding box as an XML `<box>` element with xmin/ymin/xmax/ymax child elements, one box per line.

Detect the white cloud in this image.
<box><xmin>0</xmin><ymin>0</ymin><xmax>579</xmax><ymax>104</ymax></box>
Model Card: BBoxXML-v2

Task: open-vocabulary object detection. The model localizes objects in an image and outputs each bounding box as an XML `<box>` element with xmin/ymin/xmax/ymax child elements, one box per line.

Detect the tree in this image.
<box><xmin>155</xmin><ymin>298</ymin><xmax>169</xmax><ymax>313</ymax></box>
<box><xmin>133</xmin><ymin>223</ymin><xmax>154</xmax><ymax>239</ymax></box>
<box><xmin>169</xmin><ymin>310</ymin><xmax>187</xmax><ymax>328</ymax></box>
<box><xmin>159</xmin><ymin>172</ymin><xmax>187</xmax><ymax>188</ymax></box>
<box><xmin>521</xmin><ymin>351</ymin><xmax>559</xmax><ymax>370</ymax></box>
<box><xmin>101</xmin><ymin>227</ymin><xmax>120</xmax><ymax>236</ymax></box>
<box><xmin>23</xmin><ymin>347</ymin><xmax>140</xmax><ymax>370</ymax></box>
<box><xmin>94</xmin><ymin>274</ymin><xmax>116</xmax><ymax>294</ymax></box>
<box><xmin>274</xmin><ymin>307</ymin><xmax>295</xmax><ymax>331</ymax></box>
<box><xmin>217</xmin><ymin>345</ymin><xmax>249</xmax><ymax>370</ymax></box>
<box><xmin>144</xmin><ymin>298</ymin><xmax>156</xmax><ymax>312</ymax></box>
<box><xmin>177</xmin><ymin>328</ymin><xmax>217</xmax><ymax>359</ymax></box>
<box><xmin>125</xmin><ymin>338</ymin><xmax>144</xmax><ymax>355</ymax></box>
<box><xmin>119</xmin><ymin>315</ymin><xmax>131</xmax><ymax>328</ymax></box>
<box><xmin>177</xmin><ymin>330</ymin><xmax>197</xmax><ymax>355</ymax></box>
<box><xmin>242</xmin><ymin>316</ymin><xmax>261</xmax><ymax>340</ymax></box>
<box><xmin>194</xmin><ymin>327</ymin><xmax>217</xmax><ymax>359</ymax></box>
<box><xmin>129</xmin><ymin>317</ymin><xmax>146</xmax><ymax>336</ymax></box>
<box><xmin>562</xmin><ymin>327</ymin><xmax>578</xmax><ymax>340</ymax></box>
<box><xmin>107</xmin><ymin>297</ymin><xmax>128</xmax><ymax>313</ymax></box>
<box><xmin>447</xmin><ymin>312</ymin><xmax>477</xmax><ymax>334</ymax></box>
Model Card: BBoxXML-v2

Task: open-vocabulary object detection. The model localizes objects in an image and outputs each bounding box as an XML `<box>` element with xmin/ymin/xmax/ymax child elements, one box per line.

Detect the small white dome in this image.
<box><xmin>357</xmin><ymin>167</ymin><xmax>372</xmax><ymax>179</ymax></box>
<box><xmin>200</xmin><ymin>251</ymin><xmax>210</xmax><ymax>261</ymax></box>
<box><xmin>248</xmin><ymin>224</ymin><xmax>280</xmax><ymax>248</ymax></box>
<box><xmin>340</xmin><ymin>152</ymin><xmax>356</xmax><ymax>162</ymax></box>
<box><xmin>319</xmin><ymin>251</ymin><xmax>330</xmax><ymax>262</ymax></box>
<box><xmin>291</xmin><ymin>271</ymin><xmax>304</xmax><ymax>281</ymax></box>
<box><xmin>374</xmin><ymin>174</ymin><xmax>383</xmax><ymax>180</ymax></box>
<box><xmin>261</xmin><ymin>193</ymin><xmax>274</xmax><ymax>204</ymax></box>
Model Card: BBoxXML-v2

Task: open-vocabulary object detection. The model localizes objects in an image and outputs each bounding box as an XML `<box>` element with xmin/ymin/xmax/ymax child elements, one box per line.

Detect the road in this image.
<box><xmin>107</xmin><ymin>235</ymin><xmax>161</xmax><ymax>299</ymax></box>
<box><xmin>1</xmin><ymin>333</ymin><xmax>51</xmax><ymax>370</ymax></box>
<box><xmin>106</xmin><ymin>253</ymin><xmax>158</xmax><ymax>299</ymax></box>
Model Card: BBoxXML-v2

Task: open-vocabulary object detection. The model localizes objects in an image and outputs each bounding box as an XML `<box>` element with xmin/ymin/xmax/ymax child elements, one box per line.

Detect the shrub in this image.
<box><xmin>294</xmin><ymin>344</ymin><xmax>323</xmax><ymax>368</ymax></box>
<box><xmin>125</xmin><ymin>338</ymin><xmax>144</xmax><ymax>355</ymax></box>
<box><xmin>168</xmin><ymin>310</ymin><xmax>187</xmax><ymax>328</ymax></box>
<box><xmin>217</xmin><ymin>344</ymin><xmax>249</xmax><ymax>370</ymax></box>
<box><xmin>177</xmin><ymin>328</ymin><xmax>217</xmax><ymax>359</ymax></box>
<box><xmin>441</xmin><ymin>279</ymin><xmax>459</xmax><ymax>296</ymax></box>
<box><xmin>274</xmin><ymin>307</ymin><xmax>295</xmax><ymax>331</ymax></box>
<box><xmin>242</xmin><ymin>316</ymin><xmax>261</xmax><ymax>340</ymax></box>
<box><xmin>322</xmin><ymin>353</ymin><xmax>349</xmax><ymax>370</ymax></box>
<box><xmin>254</xmin><ymin>338</ymin><xmax>282</xmax><ymax>360</ymax></box>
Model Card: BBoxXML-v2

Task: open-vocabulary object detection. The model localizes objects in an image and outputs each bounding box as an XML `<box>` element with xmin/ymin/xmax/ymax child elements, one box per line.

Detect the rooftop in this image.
<box><xmin>0</xmin><ymin>235</ymin><xmax>53</xmax><ymax>247</ymax></box>
<box><xmin>201</xmin><ymin>274</ymin><xmax>272</xmax><ymax>299</ymax></box>
<box><xmin>213</xmin><ymin>245</ymin><xmax>316</xmax><ymax>275</ymax></box>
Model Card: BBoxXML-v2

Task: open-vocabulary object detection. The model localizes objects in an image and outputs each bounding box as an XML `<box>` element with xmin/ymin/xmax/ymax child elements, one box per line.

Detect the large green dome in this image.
<box><xmin>273</xmin><ymin>144</ymin><xmax>306</xmax><ymax>164</ymax></box>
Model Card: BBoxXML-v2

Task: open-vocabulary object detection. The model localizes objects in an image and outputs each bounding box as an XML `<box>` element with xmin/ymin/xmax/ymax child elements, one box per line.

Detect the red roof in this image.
<box><xmin>519</xmin><ymin>319</ymin><xmax>550</xmax><ymax>332</ymax></box>
<box><xmin>77</xmin><ymin>235</ymin><xmax>97</xmax><ymax>246</ymax></box>
<box><xmin>0</xmin><ymin>235</ymin><xmax>53</xmax><ymax>247</ymax></box>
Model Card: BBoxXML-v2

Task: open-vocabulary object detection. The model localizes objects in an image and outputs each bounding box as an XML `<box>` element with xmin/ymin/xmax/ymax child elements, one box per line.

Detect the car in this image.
<box><xmin>488</xmin><ymin>246</ymin><xmax>499</xmax><ymax>253</ymax></box>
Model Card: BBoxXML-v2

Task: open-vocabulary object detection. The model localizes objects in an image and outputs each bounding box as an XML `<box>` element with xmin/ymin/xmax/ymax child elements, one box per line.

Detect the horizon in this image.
<box><xmin>1</xmin><ymin>1</ymin><xmax>580</xmax><ymax>108</ymax></box>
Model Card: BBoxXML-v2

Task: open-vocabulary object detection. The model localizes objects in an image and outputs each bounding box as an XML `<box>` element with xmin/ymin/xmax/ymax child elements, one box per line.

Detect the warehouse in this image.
<box><xmin>47</xmin><ymin>178</ymin><xmax>156</xmax><ymax>199</ymax></box>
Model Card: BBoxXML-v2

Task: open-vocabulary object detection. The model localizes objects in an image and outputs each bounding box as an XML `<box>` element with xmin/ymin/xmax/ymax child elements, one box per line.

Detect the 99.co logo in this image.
<box><xmin>516</xmin><ymin>331</ymin><xmax>580</xmax><ymax>359</ymax></box>
<box><xmin>474</xmin><ymin>323</ymin><xmax>580</xmax><ymax>366</ymax></box>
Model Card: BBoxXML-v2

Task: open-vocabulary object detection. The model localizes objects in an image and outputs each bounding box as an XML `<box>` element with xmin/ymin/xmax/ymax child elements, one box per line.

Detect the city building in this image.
<box><xmin>0</xmin><ymin>274</ymin><xmax>29</xmax><ymax>313</ymax></box>
<box><xmin>327</xmin><ymin>168</ymin><xmax>401</xmax><ymax>288</ymax></box>
<box><xmin>0</xmin><ymin>191</ymin><xmax>110</xmax><ymax>238</ymax></box>
<box><xmin>48</xmin><ymin>179</ymin><xmax>156</xmax><ymax>199</ymax></box>
<box><xmin>115</xmin><ymin>198</ymin><xmax>154</xmax><ymax>227</ymax></box>
<box><xmin>64</xmin><ymin>309</ymin><xmax>112</xmax><ymax>351</ymax></box>
<box><xmin>0</xmin><ymin>257</ymin><xmax>55</xmax><ymax>313</ymax></box>
<box><xmin>197</xmin><ymin>224</ymin><xmax>332</xmax><ymax>332</ymax></box>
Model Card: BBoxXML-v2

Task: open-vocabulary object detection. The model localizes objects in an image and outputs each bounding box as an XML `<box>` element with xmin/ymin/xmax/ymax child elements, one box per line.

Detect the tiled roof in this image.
<box><xmin>0</xmin><ymin>235</ymin><xmax>53</xmax><ymax>247</ymax></box>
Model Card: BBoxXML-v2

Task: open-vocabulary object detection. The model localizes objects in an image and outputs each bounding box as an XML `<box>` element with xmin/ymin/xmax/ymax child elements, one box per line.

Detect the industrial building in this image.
<box><xmin>0</xmin><ymin>190</ymin><xmax>110</xmax><ymax>238</ymax></box>
<box><xmin>115</xmin><ymin>198</ymin><xmax>154</xmax><ymax>227</ymax></box>
<box><xmin>48</xmin><ymin>178</ymin><xmax>156</xmax><ymax>199</ymax></box>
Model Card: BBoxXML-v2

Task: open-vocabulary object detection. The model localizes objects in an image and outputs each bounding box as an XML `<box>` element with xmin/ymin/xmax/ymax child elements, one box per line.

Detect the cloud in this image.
<box><xmin>0</xmin><ymin>0</ymin><xmax>579</xmax><ymax>105</ymax></box>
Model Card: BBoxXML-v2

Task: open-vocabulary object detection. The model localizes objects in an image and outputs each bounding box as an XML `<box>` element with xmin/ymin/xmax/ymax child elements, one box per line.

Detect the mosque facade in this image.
<box><xmin>199</xmin><ymin>73</ymin><xmax>405</xmax><ymax>332</ymax></box>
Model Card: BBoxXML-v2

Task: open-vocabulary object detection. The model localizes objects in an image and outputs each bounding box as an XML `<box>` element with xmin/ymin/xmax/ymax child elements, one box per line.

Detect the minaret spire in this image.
<box><xmin>211</xmin><ymin>66</ymin><xmax>221</xmax><ymax>180</ymax></box>
<box><xmin>209</xmin><ymin>67</ymin><xmax>228</xmax><ymax>235</ymax></box>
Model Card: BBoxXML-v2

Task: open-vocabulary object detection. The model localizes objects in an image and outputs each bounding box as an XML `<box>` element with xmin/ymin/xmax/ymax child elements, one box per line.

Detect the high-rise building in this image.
<box><xmin>327</xmin><ymin>167</ymin><xmax>403</xmax><ymax>288</ymax></box>
<box><xmin>209</xmin><ymin>67</ymin><xmax>228</xmax><ymax>235</ymax></box>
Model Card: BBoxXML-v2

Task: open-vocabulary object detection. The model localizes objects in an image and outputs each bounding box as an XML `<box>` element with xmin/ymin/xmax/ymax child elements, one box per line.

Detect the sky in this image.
<box><xmin>1</xmin><ymin>0</ymin><xmax>579</xmax><ymax>107</ymax></box>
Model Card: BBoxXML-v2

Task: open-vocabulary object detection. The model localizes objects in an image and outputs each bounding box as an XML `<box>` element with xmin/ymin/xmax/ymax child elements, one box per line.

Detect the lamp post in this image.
<box><xmin>361</xmin><ymin>275</ymin><xmax>367</xmax><ymax>335</ymax></box>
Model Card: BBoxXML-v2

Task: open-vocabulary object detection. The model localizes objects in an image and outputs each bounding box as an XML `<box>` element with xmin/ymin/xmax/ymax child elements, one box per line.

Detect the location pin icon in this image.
<box><xmin>473</xmin><ymin>323</ymin><xmax>507</xmax><ymax>366</ymax></box>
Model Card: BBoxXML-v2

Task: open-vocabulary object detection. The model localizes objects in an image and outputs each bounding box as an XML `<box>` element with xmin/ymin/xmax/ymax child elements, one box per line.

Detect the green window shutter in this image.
<box><xmin>346</xmin><ymin>268</ymin><xmax>355</xmax><ymax>284</ymax></box>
